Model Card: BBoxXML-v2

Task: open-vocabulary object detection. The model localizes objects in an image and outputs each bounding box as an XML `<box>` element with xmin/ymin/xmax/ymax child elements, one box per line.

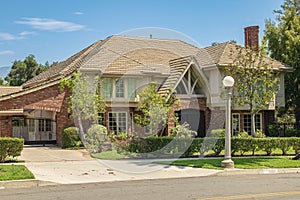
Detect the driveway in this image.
<box><xmin>16</xmin><ymin>145</ymin><xmax>221</xmax><ymax>184</ymax></box>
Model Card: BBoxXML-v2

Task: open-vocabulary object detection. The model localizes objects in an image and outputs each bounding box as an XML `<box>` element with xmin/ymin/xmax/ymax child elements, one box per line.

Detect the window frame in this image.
<box><xmin>243</xmin><ymin>113</ymin><xmax>262</xmax><ymax>135</ymax></box>
<box><xmin>108</xmin><ymin>112</ymin><xmax>127</xmax><ymax>134</ymax></box>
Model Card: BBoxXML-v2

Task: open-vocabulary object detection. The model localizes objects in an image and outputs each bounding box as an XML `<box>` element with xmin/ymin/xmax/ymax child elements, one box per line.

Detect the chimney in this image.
<box><xmin>244</xmin><ymin>26</ymin><xmax>259</xmax><ymax>51</ymax></box>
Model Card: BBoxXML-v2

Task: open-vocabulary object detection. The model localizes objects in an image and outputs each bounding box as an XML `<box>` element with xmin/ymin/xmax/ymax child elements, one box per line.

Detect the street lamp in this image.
<box><xmin>221</xmin><ymin>76</ymin><xmax>235</xmax><ymax>168</ymax></box>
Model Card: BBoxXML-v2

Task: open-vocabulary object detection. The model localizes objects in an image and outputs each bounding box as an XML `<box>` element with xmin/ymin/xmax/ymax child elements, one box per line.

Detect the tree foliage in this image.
<box><xmin>226</xmin><ymin>46</ymin><xmax>280</xmax><ymax>136</ymax></box>
<box><xmin>134</xmin><ymin>82</ymin><xmax>178</xmax><ymax>136</ymax></box>
<box><xmin>5</xmin><ymin>54</ymin><xmax>56</xmax><ymax>86</ymax></box>
<box><xmin>263</xmin><ymin>0</ymin><xmax>300</xmax><ymax>123</ymax></box>
<box><xmin>60</xmin><ymin>72</ymin><xmax>106</xmax><ymax>136</ymax></box>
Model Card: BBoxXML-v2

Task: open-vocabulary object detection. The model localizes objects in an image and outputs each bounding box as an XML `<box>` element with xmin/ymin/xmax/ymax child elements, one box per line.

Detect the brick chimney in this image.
<box><xmin>244</xmin><ymin>26</ymin><xmax>259</xmax><ymax>51</ymax></box>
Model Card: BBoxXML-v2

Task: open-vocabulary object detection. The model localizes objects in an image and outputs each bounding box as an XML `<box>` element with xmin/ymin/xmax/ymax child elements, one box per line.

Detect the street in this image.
<box><xmin>1</xmin><ymin>173</ymin><xmax>300</xmax><ymax>200</ymax></box>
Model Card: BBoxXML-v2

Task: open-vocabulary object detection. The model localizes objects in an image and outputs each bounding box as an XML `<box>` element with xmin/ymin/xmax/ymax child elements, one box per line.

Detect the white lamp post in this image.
<box><xmin>221</xmin><ymin>76</ymin><xmax>235</xmax><ymax>168</ymax></box>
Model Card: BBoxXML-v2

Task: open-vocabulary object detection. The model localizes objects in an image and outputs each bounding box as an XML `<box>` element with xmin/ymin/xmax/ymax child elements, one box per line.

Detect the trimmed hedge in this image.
<box><xmin>118</xmin><ymin>136</ymin><xmax>300</xmax><ymax>157</ymax></box>
<box><xmin>0</xmin><ymin>137</ymin><xmax>24</xmax><ymax>162</ymax></box>
<box><xmin>62</xmin><ymin>127</ymin><xmax>83</xmax><ymax>148</ymax></box>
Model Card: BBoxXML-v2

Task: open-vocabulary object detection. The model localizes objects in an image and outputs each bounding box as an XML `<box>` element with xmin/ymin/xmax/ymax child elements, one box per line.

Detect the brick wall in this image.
<box><xmin>0</xmin><ymin>84</ymin><xmax>73</xmax><ymax>146</ymax></box>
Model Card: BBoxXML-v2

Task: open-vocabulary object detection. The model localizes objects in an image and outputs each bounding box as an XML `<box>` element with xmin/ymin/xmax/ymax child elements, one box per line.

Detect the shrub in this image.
<box><xmin>171</xmin><ymin>122</ymin><xmax>197</xmax><ymax>138</ymax></box>
<box><xmin>255</xmin><ymin>130</ymin><xmax>265</xmax><ymax>138</ymax></box>
<box><xmin>62</xmin><ymin>127</ymin><xmax>83</xmax><ymax>148</ymax></box>
<box><xmin>236</xmin><ymin>131</ymin><xmax>250</xmax><ymax>138</ymax></box>
<box><xmin>291</xmin><ymin>137</ymin><xmax>300</xmax><ymax>154</ymax></box>
<box><xmin>285</xmin><ymin>128</ymin><xmax>298</xmax><ymax>137</ymax></box>
<box><xmin>84</xmin><ymin>124</ymin><xmax>107</xmax><ymax>153</ymax></box>
<box><xmin>0</xmin><ymin>137</ymin><xmax>24</xmax><ymax>162</ymax></box>
<box><xmin>210</xmin><ymin>129</ymin><xmax>225</xmax><ymax>137</ymax></box>
<box><xmin>267</xmin><ymin>124</ymin><xmax>280</xmax><ymax>137</ymax></box>
<box><xmin>275</xmin><ymin>138</ymin><xmax>292</xmax><ymax>155</ymax></box>
<box><xmin>232</xmin><ymin>138</ymin><xmax>257</xmax><ymax>156</ymax></box>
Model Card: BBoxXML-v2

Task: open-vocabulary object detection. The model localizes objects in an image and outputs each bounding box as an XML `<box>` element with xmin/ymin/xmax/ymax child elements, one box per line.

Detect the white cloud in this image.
<box><xmin>15</xmin><ymin>17</ymin><xmax>85</xmax><ymax>32</ymax></box>
<box><xmin>0</xmin><ymin>50</ymin><xmax>14</xmax><ymax>55</ymax></box>
<box><xmin>0</xmin><ymin>32</ymin><xmax>16</xmax><ymax>40</ymax></box>
<box><xmin>73</xmin><ymin>12</ymin><xmax>84</xmax><ymax>15</ymax></box>
<box><xmin>19</xmin><ymin>31</ymin><xmax>36</xmax><ymax>36</ymax></box>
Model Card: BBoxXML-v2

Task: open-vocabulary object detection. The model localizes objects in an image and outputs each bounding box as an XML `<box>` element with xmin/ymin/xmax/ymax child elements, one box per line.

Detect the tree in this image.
<box><xmin>263</xmin><ymin>0</ymin><xmax>300</xmax><ymax>124</ymax></box>
<box><xmin>5</xmin><ymin>55</ymin><xmax>56</xmax><ymax>86</ymax></box>
<box><xmin>5</xmin><ymin>55</ymin><xmax>42</xmax><ymax>86</ymax></box>
<box><xmin>226</xmin><ymin>46</ymin><xmax>280</xmax><ymax>136</ymax></box>
<box><xmin>134</xmin><ymin>82</ymin><xmax>178</xmax><ymax>136</ymax></box>
<box><xmin>0</xmin><ymin>77</ymin><xmax>4</xmax><ymax>85</ymax></box>
<box><xmin>60</xmin><ymin>72</ymin><xmax>106</xmax><ymax>138</ymax></box>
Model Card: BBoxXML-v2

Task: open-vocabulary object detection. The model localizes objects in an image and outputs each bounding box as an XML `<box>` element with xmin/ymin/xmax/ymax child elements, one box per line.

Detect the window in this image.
<box><xmin>103</xmin><ymin>78</ymin><xmax>113</xmax><ymax>98</ymax></box>
<box><xmin>243</xmin><ymin>114</ymin><xmax>262</xmax><ymax>135</ymax></box>
<box><xmin>175</xmin><ymin>67</ymin><xmax>202</xmax><ymax>95</ymax></box>
<box><xmin>38</xmin><ymin>119</ymin><xmax>52</xmax><ymax>132</ymax></box>
<box><xmin>102</xmin><ymin>78</ymin><xmax>136</xmax><ymax>99</ymax></box>
<box><xmin>232</xmin><ymin>114</ymin><xmax>240</xmax><ymax>135</ymax></box>
<box><xmin>12</xmin><ymin>118</ymin><xmax>25</xmax><ymax>127</ymax></box>
<box><xmin>116</xmin><ymin>78</ymin><xmax>124</xmax><ymax>98</ymax></box>
<box><xmin>108</xmin><ymin>112</ymin><xmax>127</xmax><ymax>134</ymax></box>
<box><xmin>39</xmin><ymin>119</ymin><xmax>45</xmax><ymax>132</ymax></box>
<box><xmin>46</xmin><ymin>119</ymin><xmax>52</xmax><ymax>131</ymax></box>
<box><xmin>98</xmin><ymin>113</ymin><xmax>105</xmax><ymax>125</ymax></box>
<box><xmin>28</xmin><ymin>119</ymin><xmax>35</xmax><ymax>132</ymax></box>
<box><xmin>127</xmin><ymin>79</ymin><xmax>136</xmax><ymax>99</ymax></box>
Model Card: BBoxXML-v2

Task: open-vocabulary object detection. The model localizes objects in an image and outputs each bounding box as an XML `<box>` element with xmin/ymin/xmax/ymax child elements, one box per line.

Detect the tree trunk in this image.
<box><xmin>251</xmin><ymin>113</ymin><xmax>256</xmax><ymax>137</ymax></box>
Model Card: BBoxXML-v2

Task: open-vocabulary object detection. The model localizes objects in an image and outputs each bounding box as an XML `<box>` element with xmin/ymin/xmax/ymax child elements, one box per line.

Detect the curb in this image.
<box><xmin>0</xmin><ymin>179</ymin><xmax>58</xmax><ymax>189</ymax></box>
<box><xmin>216</xmin><ymin>168</ymin><xmax>300</xmax><ymax>176</ymax></box>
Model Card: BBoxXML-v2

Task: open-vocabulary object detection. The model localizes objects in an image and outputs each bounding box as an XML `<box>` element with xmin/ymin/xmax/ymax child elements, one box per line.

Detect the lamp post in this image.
<box><xmin>221</xmin><ymin>76</ymin><xmax>235</xmax><ymax>168</ymax></box>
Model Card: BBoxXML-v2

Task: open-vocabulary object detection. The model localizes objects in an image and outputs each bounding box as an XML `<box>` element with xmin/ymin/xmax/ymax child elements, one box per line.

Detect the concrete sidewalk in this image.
<box><xmin>1</xmin><ymin>145</ymin><xmax>300</xmax><ymax>189</ymax></box>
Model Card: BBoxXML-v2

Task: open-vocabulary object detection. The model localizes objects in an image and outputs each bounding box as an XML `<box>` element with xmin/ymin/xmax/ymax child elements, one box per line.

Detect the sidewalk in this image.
<box><xmin>1</xmin><ymin>145</ymin><xmax>300</xmax><ymax>189</ymax></box>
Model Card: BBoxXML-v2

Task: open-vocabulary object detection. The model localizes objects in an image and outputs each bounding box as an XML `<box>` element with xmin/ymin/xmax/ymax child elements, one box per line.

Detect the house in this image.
<box><xmin>0</xmin><ymin>26</ymin><xmax>292</xmax><ymax>145</ymax></box>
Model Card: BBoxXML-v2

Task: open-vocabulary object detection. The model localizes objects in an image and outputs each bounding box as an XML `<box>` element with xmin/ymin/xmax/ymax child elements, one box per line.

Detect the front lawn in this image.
<box><xmin>92</xmin><ymin>150</ymin><xmax>128</xmax><ymax>160</ymax></box>
<box><xmin>0</xmin><ymin>165</ymin><xmax>34</xmax><ymax>181</ymax></box>
<box><xmin>158</xmin><ymin>157</ymin><xmax>300</xmax><ymax>170</ymax></box>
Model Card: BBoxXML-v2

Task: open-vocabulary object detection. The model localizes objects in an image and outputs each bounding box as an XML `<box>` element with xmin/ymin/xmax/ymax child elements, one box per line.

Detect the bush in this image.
<box><xmin>113</xmin><ymin>136</ymin><xmax>300</xmax><ymax>157</ymax></box>
<box><xmin>267</xmin><ymin>124</ymin><xmax>280</xmax><ymax>137</ymax></box>
<box><xmin>255</xmin><ymin>130</ymin><xmax>265</xmax><ymax>138</ymax></box>
<box><xmin>84</xmin><ymin>124</ymin><xmax>107</xmax><ymax>153</ymax></box>
<box><xmin>285</xmin><ymin>128</ymin><xmax>298</xmax><ymax>137</ymax></box>
<box><xmin>210</xmin><ymin>129</ymin><xmax>225</xmax><ymax>137</ymax></box>
<box><xmin>0</xmin><ymin>137</ymin><xmax>24</xmax><ymax>162</ymax></box>
<box><xmin>62</xmin><ymin>127</ymin><xmax>83</xmax><ymax>148</ymax></box>
<box><xmin>171</xmin><ymin>123</ymin><xmax>197</xmax><ymax>138</ymax></box>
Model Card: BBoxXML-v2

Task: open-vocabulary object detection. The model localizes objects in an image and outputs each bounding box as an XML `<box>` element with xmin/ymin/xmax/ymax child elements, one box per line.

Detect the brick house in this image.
<box><xmin>0</xmin><ymin>26</ymin><xmax>291</xmax><ymax>145</ymax></box>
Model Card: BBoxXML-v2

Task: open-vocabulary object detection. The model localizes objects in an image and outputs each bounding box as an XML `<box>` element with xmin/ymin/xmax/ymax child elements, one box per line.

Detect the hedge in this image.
<box><xmin>116</xmin><ymin>137</ymin><xmax>300</xmax><ymax>157</ymax></box>
<box><xmin>62</xmin><ymin>127</ymin><xmax>83</xmax><ymax>148</ymax></box>
<box><xmin>0</xmin><ymin>137</ymin><xmax>24</xmax><ymax>162</ymax></box>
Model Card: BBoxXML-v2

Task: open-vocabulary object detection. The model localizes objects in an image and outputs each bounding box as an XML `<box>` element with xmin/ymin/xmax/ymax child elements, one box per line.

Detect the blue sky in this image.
<box><xmin>0</xmin><ymin>0</ymin><xmax>284</xmax><ymax>69</ymax></box>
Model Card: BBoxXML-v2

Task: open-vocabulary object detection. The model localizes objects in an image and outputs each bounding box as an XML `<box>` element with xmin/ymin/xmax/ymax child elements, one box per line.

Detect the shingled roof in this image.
<box><xmin>204</xmin><ymin>42</ymin><xmax>292</xmax><ymax>71</ymax></box>
<box><xmin>20</xmin><ymin>35</ymin><xmax>291</xmax><ymax>92</ymax></box>
<box><xmin>158</xmin><ymin>56</ymin><xmax>193</xmax><ymax>95</ymax></box>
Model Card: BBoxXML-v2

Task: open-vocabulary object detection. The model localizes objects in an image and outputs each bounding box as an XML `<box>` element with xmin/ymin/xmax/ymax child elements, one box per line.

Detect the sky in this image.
<box><xmin>0</xmin><ymin>0</ymin><xmax>284</xmax><ymax>69</ymax></box>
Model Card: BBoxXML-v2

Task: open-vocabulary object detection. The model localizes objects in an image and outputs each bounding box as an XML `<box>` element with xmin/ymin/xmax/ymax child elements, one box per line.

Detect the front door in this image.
<box><xmin>176</xmin><ymin>109</ymin><xmax>206</xmax><ymax>137</ymax></box>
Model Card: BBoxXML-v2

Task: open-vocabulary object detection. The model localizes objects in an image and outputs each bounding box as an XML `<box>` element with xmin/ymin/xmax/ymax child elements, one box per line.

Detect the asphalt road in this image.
<box><xmin>1</xmin><ymin>173</ymin><xmax>300</xmax><ymax>200</ymax></box>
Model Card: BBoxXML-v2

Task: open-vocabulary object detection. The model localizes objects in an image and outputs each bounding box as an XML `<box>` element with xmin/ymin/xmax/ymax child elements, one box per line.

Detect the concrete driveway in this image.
<box><xmin>16</xmin><ymin>145</ymin><xmax>221</xmax><ymax>184</ymax></box>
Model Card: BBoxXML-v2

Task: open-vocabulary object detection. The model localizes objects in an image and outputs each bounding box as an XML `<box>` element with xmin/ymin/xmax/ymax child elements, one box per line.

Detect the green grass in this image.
<box><xmin>0</xmin><ymin>165</ymin><xmax>34</xmax><ymax>181</ymax></box>
<box><xmin>158</xmin><ymin>157</ymin><xmax>300</xmax><ymax>170</ymax></box>
<box><xmin>92</xmin><ymin>150</ymin><xmax>128</xmax><ymax>160</ymax></box>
